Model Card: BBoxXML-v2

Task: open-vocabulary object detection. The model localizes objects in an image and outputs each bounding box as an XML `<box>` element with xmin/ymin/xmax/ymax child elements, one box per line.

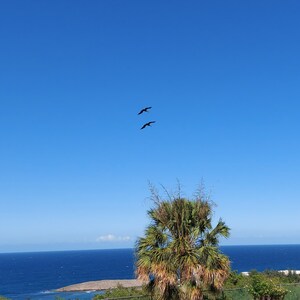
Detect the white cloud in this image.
<box><xmin>96</xmin><ymin>234</ymin><xmax>131</xmax><ymax>242</ymax></box>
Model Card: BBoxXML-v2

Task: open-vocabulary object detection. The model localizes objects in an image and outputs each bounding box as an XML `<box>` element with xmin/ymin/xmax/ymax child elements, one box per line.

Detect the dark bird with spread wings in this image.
<box><xmin>138</xmin><ymin>106</ymin><xmax>152</xmax><ymax>115</ymax></box>
<box><xmin>140</xmin><ymin>121</ymin><xmax>156</xmax><ymax>130</ymax></box>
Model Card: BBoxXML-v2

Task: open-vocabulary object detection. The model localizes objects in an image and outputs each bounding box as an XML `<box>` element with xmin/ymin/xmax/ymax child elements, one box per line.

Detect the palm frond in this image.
<box><xmin>135</xmin><ymin>184</ymin><xmax>230</xmax><ymax>300</ymax></box>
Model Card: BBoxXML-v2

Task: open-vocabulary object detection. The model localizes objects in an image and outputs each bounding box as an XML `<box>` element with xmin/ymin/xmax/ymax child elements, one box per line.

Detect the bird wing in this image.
<box><xmin>138</xmin><ymin>106</ymin><xmax>152</xmax><ymax>115</ymax></box>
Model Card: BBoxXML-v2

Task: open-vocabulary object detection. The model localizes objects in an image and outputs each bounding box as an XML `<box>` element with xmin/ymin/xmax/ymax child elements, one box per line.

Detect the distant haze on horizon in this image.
<box><xmin>1</xmin><ymin>0</ymin><xmax>300</xmax><ymax>253</ymax></box>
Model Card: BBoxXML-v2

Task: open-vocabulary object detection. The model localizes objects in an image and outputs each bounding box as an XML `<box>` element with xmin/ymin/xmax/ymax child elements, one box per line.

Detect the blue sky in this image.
<box><xmin>0</xmin><ymin>0</ymin><xmax>300</xmax><ymax>252</ymax></box>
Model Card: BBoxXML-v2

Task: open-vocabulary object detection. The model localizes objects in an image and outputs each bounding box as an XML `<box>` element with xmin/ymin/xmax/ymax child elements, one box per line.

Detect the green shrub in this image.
<box><xmin>248</xmin><ymin>274</ymin><xmax>288</xmax><ymax>300</ymax></box>
<box><xmin>224</xmin><ymin>271</ymin><xmax>250</xmax><ymax>289</ymax></box>
<box><xmin>93</xmin><ymin>284</ymin><xmax>148</xmax><ymax>299</ymax></box>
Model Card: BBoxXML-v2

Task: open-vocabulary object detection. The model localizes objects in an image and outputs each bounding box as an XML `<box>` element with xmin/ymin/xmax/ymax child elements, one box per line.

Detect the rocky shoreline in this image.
<box><xmin>56</xmin><ymin>279</ymin><xmax>145</xmax><ymax>292</ymax></box>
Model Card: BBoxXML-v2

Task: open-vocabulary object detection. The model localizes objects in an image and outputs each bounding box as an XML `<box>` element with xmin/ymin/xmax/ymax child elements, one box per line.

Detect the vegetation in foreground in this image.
<box><xmin>92</xmin><ymin>271</ymin><xmax>300</xmax><ymax>300</ymax></box>
<box><xmin>135</xmin><ymin>184</ymin><xmax>230</xmax><ymax>300</ymax></box>
<box><xmin>223</xmin><ymin>270</ymin><xmax>300</xmax><ymax>300</ymax></box>
<box><xmin>93</xmin><ymin>285</ymin><xmax>147</xmax><ymax>299</ymax></box>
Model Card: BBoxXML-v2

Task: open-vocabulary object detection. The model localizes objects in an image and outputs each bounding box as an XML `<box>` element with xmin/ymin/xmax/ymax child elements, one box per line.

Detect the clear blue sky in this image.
<box><xmin>1</xmin><ymin>0</ymin><xmax>300</xmax><ymax>252</ymax></box>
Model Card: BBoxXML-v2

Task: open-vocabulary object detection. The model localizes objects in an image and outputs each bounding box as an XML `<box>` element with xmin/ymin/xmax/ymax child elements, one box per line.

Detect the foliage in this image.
<box><xmin>261</xmin><ymin>270</ymin><xmax>300</xmax><ymax>284</ymax></box>
<box><xmin>248</xmin><ymin>274</ymin><xmax>288</xmax><ymax>300</ymax></box>
<box><xmin>224</xmin><ymin>270</ymin><xmax>250</xmax><ymax>289</ymax></box>
<box><xmin>93</xmin><ymin>284</ymin><xmax>148</xmax><ymax>299</ymax></box>
<box><xmin>136</xmin><ymin>184</ymin><xmax>230</xmax><ymax>300</ymax></box>
<box><xmin>223</xmin><ymin>270</ymin><xmax>300</xmax><ymax>290</ymax></box>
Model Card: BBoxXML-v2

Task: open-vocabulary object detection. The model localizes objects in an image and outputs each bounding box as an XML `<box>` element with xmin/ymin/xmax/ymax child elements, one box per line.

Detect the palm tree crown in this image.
<box><xmin>136</xmin><ymin>187</ymin><xmax>230</xmax><ymax>300</ymax></box>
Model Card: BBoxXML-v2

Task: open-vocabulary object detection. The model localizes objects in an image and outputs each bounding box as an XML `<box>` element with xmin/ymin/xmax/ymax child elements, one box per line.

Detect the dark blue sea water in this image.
<box><xmin>1</xmin><ymin>245</ymin><xmax>300</xmax><ymax>300</ymax></box>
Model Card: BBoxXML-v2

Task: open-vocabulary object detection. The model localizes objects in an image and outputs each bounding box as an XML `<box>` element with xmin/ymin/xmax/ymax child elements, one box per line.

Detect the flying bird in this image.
<box><xmin>140</xmin><ymin>121</ymin><xmax>156</xmax><ymax>130</ymax></box>
<box><xmin>138</xmin><ymin>106</ymin><xmax>152</xmax><ymax>115</ymax></box>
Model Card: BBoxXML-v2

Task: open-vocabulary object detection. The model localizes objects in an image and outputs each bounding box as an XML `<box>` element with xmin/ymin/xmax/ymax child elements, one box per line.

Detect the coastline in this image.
<box><xmin>56</xmin><ymin>279</ymin><xmax>146</xmax><ymax>292</ymax></box>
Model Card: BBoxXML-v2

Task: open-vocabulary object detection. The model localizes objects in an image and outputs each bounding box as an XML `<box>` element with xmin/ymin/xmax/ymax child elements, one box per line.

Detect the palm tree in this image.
<box><xmin>136</xmin><ymin>186</ymin><xmax>230</xmax><ymax>300</ymax></box>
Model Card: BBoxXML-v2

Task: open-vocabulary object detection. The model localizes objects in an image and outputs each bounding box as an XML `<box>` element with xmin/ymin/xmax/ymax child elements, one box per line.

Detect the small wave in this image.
<box><xmin>85</xmin><ymin>290</ymin><xmax>97</xmax><ymax>293</ymax></box>
<box><xmin>40</xmin><ymin>290</ymin><xmax>54</xmax><ymax>294</ymax></box>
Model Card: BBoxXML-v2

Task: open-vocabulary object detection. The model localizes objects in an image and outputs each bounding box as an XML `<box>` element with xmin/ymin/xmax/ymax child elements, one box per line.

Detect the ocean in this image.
<box><xmin>1</xmin><ymin>245</ymin><xmax>300</xmax><ymax>300</ymax></box>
